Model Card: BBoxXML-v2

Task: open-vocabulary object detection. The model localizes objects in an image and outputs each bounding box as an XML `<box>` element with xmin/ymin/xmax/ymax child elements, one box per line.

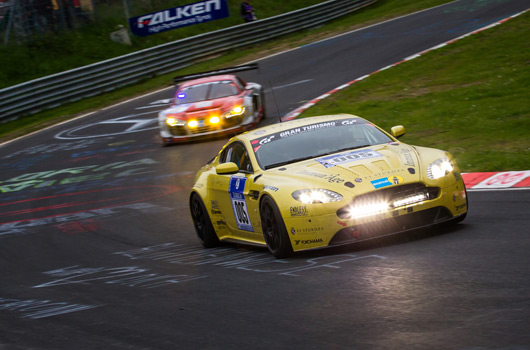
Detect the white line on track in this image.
<box><xmin>269</xmin><ymin>79</ymin><xmax>313</xmax><ymax>90</ymax></box>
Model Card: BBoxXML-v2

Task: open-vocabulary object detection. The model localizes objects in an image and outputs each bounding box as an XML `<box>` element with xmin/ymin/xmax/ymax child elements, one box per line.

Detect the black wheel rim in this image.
<box><xmin>262</xmin><ymin>202</ymin><xmax>280</xmax><ymax>253</ymax></box>
<box><xmin>191</xmin><ymin>196</ymin><xmax>205</xmax><ymax>241</ymax></box>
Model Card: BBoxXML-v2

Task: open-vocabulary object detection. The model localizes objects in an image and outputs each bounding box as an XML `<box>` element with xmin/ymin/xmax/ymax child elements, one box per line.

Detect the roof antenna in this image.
<box><xmin>269</xmin><ymin>81</ymin><xmax>282</xmax><ymax>123</ymax></box>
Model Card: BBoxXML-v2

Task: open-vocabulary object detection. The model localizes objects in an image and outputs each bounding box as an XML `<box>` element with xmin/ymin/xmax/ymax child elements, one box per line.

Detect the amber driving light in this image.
<box><xmin>210</xmin><ymin>116</ymin><xmax>220</xmax><ymax>124</ymax></box>
<box><xmin>188</xmin><ymin>120</ymin><xmax>198</xmax><ymax>128</ymax></box>
<box><xmin>166</xmin><ymin>117</ymin><xmax>178</xmax><ymax>126</ymax></box>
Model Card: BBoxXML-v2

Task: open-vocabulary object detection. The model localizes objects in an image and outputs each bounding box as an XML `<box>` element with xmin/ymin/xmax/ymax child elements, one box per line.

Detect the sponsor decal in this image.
<box><xmin>229</xmin><ymin>176</ymin><xmax>253</xmax><ymax>232</ymax></box>
<box><xmin>316</xmin><ymin>149</ymin><xmax>383</xmax><ymax>168</ymax></box>
<box><xmin>371</xmin><ymin>176</ymin><xmax>403</xmax><ymax>189</ymax></box>
<box><xmin>455</xmin><ymin>203</ymin><xmax>467</xmax><ymax>211</ymax></box>
<box><xmin>290</xmin><ymin>206</ymin><xmax>308</xmax><ymax>217</ymax></box>
<box><xmin>298</xmin><ymin>170</ymin><xmax>345</xmax><ymax>183</ymax></box>
<box><xmin>216</xmin><ymin>220</ymin><xmax>227</xmax><ymax>226</ymax></box>
<box><xmin>129</xmin><ymin>0</ymin><xmax>229</xmax><ymax>37</ymax></box>
<box><xmin>402</xmin><ymin>152</ymin><xmax>415</xmax><ymax>167</ymax></box>
<box><xmin>292</xmin><ymin>227</ymin><xmax>324</xmax><ymax>234</ymax></box>
<box><xmin>298</xmin><ymin>170</ymin><xmax>326</xmax><ymax>178</ymax></box>
<box><xmin>295</xmin><ymin>238</ymin><xmax>324</xmax><ymax>246</ymax></box>
<box><xmin>279</xmin><ymin>122</ymin><xmax>337</xmax><ymax>139</ymax></box>
<box><xmin>365</xmin><ymin>169</ymin><xmax>406</xmax><ymax>179</ymax></box>
<box><xmin>264</xmin><ymin>185</ymin><xmax>279</xmax><ymax>192</ymax></box>
<box><xmin>250</xmin><ymin>118</ymin><xmax>365</xmax><ymax>151</ymax></box>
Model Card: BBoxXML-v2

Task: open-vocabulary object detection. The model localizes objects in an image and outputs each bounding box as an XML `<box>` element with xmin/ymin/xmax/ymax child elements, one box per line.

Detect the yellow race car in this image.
<box><xmin>189</xmin><ymin>114</ymin><xmax>468</xmax><ymax>258</ymax></box>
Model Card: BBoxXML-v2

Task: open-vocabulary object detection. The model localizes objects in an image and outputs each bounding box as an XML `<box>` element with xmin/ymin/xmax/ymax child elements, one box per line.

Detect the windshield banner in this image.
<box><xmin>129</xmin><ymin>0</ymin><xmax>229</xmax><ymax>37</ymax></box>
<box><xmin>250</xmin><ymin>118</ymin><xmax>365</xmax><ymax>152</ymax></box>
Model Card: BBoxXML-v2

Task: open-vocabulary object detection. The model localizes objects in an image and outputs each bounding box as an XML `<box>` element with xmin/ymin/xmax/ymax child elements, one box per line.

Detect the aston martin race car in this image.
<box><xmin>189</xmin><ymin>114</ymin><xmax>468</xmax><ymax>258</ymax></box>
<box><xmin>158</xmin><ymin>64</ymin><xmax>265</xmax><ymax>145</ymax></box>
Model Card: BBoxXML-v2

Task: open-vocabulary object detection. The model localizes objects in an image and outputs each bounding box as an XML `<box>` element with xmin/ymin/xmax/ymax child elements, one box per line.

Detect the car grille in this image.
<box><xmin>169</xmin><ymin>126</ymin><xmax>187</xmax><ymax>136</ymax></box>
<box><xmin>330</xmin><ymin>206</ymin><xmax>453</xmax><ymax>246</ymax></box>
<box><xmin>190</xmin><ymin>123</ymin><xmax>217</xmax><ymax>135</ymax></box>
<box><xmin>224</xmin><ymin>115</ymin><xmax>244</xmax><ymax>128</ymax></box>
<box><xmin>337</xmin><ymin>183</ymin><xmax>440</xmax><ymax>219</ymax></box>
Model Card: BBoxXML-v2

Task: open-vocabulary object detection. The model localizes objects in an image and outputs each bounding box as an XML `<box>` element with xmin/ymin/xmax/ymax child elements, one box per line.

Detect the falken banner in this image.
<box><xmin>129</xmin><ymin>0</ymin><xmax>229</xmax><ymax>37</ymax></box>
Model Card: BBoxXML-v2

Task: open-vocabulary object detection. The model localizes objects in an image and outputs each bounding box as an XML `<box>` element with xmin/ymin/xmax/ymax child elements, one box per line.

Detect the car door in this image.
<box><xmin>211</xmin><ymin>141</ymin><xmax>261</xmax><ymax>240</ymax></box>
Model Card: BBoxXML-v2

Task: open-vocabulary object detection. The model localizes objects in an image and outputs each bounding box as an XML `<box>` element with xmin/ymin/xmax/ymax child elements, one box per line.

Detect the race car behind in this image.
<box><xmin>158</xmin><ymin>63</ymin><xmax>265</xmax><ymax>145</ymax></box>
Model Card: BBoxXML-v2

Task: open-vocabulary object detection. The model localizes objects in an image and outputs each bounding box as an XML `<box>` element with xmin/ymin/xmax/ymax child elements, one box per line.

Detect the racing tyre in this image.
<box><xmin>190</xmin><ymin>193</ymin><xmax>220</xmax><ymax>248</ymax></box>
<box><xmin>260</xmin><ymin>196</ymin><xmax>293</xmax><ymax>258</ymax></box>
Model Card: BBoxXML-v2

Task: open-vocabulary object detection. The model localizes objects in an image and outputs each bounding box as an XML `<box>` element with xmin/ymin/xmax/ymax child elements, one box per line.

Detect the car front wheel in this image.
<box><xmin>190</xmin><ymin>193</ymin><xmax>220</xmax><ymax>248</ymax></box>
<box><xmin>260</xmin><ymin>196</ymin><xmax>293</xmax><ymax>258</ymax></box>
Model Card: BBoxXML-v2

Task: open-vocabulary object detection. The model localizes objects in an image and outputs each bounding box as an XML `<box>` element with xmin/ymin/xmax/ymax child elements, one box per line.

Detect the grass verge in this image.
<box><xmin>297</xmin><ymin>11</ymin><xmax>530</xmax><ymax>172</ymax></box>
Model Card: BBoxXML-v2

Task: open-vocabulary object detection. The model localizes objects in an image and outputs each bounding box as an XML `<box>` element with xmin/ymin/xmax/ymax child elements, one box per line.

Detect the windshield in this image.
<box><xmin>175</xmin><ymin>81</ymin><xmax>239</xmax><ymax>104</ymax></box>
<box><xmin>250</xmin><ymin>118</ymin><xmax>393</xmax><ymax>170</ymax></box>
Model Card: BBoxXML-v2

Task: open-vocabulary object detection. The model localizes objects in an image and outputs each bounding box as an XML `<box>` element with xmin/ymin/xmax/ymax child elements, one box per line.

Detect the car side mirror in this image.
<box><xmin>391</xmin><ymin>125</ymin><xmax>406</xmax><ymax>139</ymax></box>
<box><xmin>216</xmin><ymin>162</ymin><xmax>239</xmax><ymax>175</ymax></box>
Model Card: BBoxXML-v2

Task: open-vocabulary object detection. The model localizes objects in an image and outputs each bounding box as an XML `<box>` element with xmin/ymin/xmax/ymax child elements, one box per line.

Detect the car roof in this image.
<box><xmin>179</xmin><ymin>75</ymin><xmax>237</xmax><ymax>88</ymax></box>
<box><xmin>237</xmin><ymin>114</ymin><xmax>369</xmax><ymax>142</ymax></box>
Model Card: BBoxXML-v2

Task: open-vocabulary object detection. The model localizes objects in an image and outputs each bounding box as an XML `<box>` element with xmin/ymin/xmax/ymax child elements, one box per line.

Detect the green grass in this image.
<box><xmin>297</xmin><ymin>12</ymin><xmax>530</xmax><ymax>172</ymax></box>
<box><xmin>0</xmin><ymin>0</ymin><xmax>451</xmax><ymax>142</ymax></box>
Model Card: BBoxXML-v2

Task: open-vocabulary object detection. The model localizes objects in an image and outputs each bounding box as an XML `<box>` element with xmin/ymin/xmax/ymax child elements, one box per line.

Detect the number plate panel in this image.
<box><xmin>229</xmin><ymin>176</ymin><xmax>254</xmax><ymax>232</ymax></box>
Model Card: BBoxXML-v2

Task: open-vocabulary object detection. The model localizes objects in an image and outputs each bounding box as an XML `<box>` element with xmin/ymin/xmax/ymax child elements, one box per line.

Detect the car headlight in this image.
<box><xmin>427</xmin><ymin>157</ymin><xmax>454</xmax><ymax>179</ymax></box>
<box><xmin>210</xmin><ymin>116</ymin><xmax>220</xmax><ymax>124</ymax></box>
<box><xmin>292</xmin><ymin>189</ymin><xmax>343</xmax><ymax>204</ymax></box>
<box><xmin>166</xmin><ymin>116</ymin><xmax>186</xmax><ymax>127</ymax></box>
<box><xmin>224</xmin><ymin>106</ymin><xmax>245</xmax><ymax>118</ymax></box>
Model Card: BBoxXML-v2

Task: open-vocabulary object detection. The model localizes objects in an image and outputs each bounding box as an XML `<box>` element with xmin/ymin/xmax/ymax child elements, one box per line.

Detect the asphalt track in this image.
<box><xmin>1</xmin><ymin>0</ymin><xmax>529</xmax><ymax>349</ymax></box>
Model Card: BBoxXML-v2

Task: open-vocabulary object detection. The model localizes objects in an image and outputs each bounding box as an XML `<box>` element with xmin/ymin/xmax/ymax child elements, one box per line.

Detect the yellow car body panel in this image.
<box><xmin>190</xmin><ymin>114</ymin><xmax>467</xmax><ymax>255</ymax></box>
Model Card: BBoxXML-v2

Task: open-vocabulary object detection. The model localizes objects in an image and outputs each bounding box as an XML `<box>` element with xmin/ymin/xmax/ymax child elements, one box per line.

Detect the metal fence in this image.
<box><xmin>0</xmin><ymin>0</ymin><xmax>375</xmax><ymax>123</ymax></box>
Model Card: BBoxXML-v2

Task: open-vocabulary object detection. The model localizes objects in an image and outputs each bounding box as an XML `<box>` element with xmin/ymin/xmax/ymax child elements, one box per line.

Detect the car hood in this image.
<box><xmin>264</xmin><ymin>143</ymin><xmax>423</xmax><ymax>194</ymax></box>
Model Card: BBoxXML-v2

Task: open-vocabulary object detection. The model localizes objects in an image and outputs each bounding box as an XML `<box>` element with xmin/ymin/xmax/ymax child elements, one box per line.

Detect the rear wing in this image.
<box><xmin>173</xmin><ymin>63</ymin><xmax>259</xmax><ymax>84</ymax></box>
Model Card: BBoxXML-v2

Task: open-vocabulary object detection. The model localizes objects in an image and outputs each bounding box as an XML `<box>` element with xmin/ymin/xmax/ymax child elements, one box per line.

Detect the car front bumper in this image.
<box><xmin>283</xmin><ymin>179</ymin><xmax>467</xmax><ymax>252</ymax></box>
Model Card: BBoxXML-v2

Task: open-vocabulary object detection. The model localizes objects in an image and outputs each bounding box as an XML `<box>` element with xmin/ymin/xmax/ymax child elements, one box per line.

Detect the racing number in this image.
<box><xmin>229</xmin><ymin>176</ymin><xmax>254</xmax><ymax>232</ymax></box>
<box><xmin>234</xmin><ymin>200</ymin><xmax>250</xmax><ymax>225</ymax></box>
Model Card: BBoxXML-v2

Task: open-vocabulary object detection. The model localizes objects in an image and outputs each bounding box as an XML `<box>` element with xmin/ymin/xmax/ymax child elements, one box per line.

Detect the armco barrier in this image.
<box><xmin>0</xmin><ymin>0</ymin><xmax>375</xmax><ymax>123</ymax></box>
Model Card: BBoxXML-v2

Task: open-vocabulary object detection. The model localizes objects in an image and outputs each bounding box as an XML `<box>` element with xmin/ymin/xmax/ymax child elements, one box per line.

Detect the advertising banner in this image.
<box><xmin>129</xmin><ymin>0</ymin><xmax>229</xmax><ymax>37</ymax></box>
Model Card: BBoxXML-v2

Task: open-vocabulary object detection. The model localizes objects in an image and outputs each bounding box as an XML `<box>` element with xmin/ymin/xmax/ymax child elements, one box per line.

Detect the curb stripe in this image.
<box><xmin>281</xmin><ymin>9</ymin><xmax>529</xmax><ymax>122</ymax></box>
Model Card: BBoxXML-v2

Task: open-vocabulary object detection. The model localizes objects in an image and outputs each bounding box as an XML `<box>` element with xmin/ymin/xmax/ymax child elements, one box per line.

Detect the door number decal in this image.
<box><xmin>229</xmin><ymin>177</ymin><xmax>253</xmax><ymax>232</ymax></box>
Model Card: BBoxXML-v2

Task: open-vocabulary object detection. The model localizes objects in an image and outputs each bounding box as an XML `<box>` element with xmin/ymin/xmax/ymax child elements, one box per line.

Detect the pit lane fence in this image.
<box><xmin>0</xmin><ymin>0</ymin><xmax>375</xmax><ymax>123</ymax></box>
